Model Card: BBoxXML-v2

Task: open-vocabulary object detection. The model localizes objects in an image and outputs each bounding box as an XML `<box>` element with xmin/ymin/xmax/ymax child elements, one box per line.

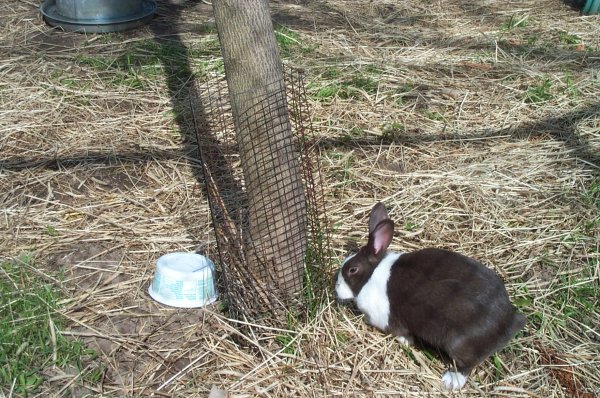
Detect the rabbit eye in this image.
<box><xmin>348</xmin><ymin>266</ymin><xmax>359</xmax><ymax>275</ymax></box>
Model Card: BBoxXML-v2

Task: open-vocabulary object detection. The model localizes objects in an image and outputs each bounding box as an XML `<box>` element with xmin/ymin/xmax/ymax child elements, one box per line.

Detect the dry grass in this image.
<box><xmin>1</xmin><ymin>0</ymin><xmax>599</xmax><ymax>397</ymax></box>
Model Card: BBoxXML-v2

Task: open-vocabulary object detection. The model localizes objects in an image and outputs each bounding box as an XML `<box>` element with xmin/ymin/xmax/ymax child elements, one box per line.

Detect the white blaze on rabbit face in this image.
<box><xmin>335</xmin><ymin>254</ymin><xmax>356</xmax><ymax>300</ymax></box>
<box><xmin>336</xmin><ymin>248</ymin><xmax>410</xmax><ymax>337</ymax></box>
<box><xmin>353</xmin><ymin>252</ymin><xmax>400</xmax><ymax>331</ymax></box>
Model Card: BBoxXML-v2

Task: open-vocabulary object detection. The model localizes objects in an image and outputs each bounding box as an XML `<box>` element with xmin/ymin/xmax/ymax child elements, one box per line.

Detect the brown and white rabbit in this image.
<box><xmin>335</xmin><ymin>202</ymin><xmax>525</xmax><ymax>390</ymax></box>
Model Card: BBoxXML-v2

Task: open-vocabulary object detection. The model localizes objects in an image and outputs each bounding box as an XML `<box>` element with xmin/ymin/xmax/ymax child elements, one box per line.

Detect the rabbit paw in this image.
<box><xmin>395</xmin><ymin>336</ymin><xmax>413</xmax><ymax>346</ymax></box>
<box><xmin>441</xmin><ymin>370</ymin><xmax>467</xmax><ymax>390</ymax></box>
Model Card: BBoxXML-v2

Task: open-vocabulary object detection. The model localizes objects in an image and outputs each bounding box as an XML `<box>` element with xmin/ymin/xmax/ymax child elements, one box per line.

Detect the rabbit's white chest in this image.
<box><xmin>355</xmin><ymin>253</ymin><xmax>400</xmax><ymax>331</ymax></box>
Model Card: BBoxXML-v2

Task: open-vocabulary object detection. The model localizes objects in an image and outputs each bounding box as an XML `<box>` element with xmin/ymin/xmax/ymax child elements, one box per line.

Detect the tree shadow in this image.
<box><xmin>3</xmin><ymin>1</ymin><xmax>598</xmax><ymax>176</ymax></box>
<box><xmin>0</xmin><ymin>148</ymin><xmax>190</xmax><ymax>172</ymax></box>
<box><xmin>147</xmin><ymin>0</ymin><xmax>206</xmax><ymax>184</ymax></box>
<box><xmin>318</xmin><ymin>100</ymin><xmax>600</xmax><ymax>173</ymax></box>
<box><xmin>271</xmin><ymin>0</ymin><xmax>600</xmax><ymax>71</ymax></box>
<box><xmin>506</xmin><ymin>101</ymin><xmax>600</xmax><ymax>170</ymax></box>
<box><xmin>146</xmin><ymin>1</ymin><xmax>250</xmax><ymax>248</ymax></box>
<box><xmin>270</xmin><ymin>1</ymin><xmax>599</xmax><ymax>173</ymax></box>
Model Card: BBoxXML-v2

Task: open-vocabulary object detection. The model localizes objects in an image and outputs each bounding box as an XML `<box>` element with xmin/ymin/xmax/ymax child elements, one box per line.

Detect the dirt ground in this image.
<box><xmin>1</xmin><ymin>0</ymin><xmax>599</xmax><ymax>397</ymax></box>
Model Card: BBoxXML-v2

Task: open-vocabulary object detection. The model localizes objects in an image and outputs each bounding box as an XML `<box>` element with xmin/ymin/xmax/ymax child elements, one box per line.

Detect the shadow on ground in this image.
<box><xmin>2</xmin><ymin>1</ymin><xmax>599</xmax><ymax>183</ymax></box>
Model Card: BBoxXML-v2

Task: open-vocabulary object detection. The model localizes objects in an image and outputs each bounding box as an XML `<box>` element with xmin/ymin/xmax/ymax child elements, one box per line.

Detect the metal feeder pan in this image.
<box><xmin>40</xmin><ymin>0</ymin><xmax>157</xmax><ymax>33</ymax></box>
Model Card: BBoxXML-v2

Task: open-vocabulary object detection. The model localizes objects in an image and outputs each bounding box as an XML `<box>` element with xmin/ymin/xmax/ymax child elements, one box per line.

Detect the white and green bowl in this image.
<box><xmin>148</xmin><ymin>252</ymin><xmax>218</xmax><ymax>308</ymax></box>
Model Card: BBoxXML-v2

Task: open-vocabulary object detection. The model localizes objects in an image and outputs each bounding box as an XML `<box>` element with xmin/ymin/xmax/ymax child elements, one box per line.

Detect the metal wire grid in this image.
<box><xmin>190</xmin><ymin>68</ymin><xmax>329</xmax><ymax>321</ymax></box>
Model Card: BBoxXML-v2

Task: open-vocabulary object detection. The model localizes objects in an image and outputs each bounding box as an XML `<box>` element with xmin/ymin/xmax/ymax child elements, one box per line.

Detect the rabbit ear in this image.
<box><xmin>368</xmin><ymin>219</ymin><xmax>394</xmax><ymax>256</ymax></box>
<box><xmin>369</xmin><ymin>202</ymin><xmax>390</xmax><ymax>234</ymax></box>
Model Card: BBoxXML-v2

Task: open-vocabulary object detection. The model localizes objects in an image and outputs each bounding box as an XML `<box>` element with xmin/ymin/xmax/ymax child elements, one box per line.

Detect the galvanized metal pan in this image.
<box><xmin>40</xmin><ymin>0</ymin><xmax>157</xmax><ymax>33</ymax></box>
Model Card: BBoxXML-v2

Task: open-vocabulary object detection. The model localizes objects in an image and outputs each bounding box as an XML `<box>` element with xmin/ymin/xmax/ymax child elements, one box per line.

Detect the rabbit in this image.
<box><xmin>335</xmin><ymin>202</ymin><xmax>525</xmax><ymax>390</ymax></box>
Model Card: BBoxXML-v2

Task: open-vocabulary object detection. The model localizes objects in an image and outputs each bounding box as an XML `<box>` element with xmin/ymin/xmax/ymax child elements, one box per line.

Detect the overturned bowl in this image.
<box><xmin>148</xmin><ymin>252</ymin><xmax>218</xmax><ymax>308</ymax></box>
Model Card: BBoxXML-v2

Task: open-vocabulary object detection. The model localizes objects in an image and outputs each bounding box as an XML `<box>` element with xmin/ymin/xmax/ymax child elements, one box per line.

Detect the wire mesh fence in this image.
<box><xmin>190</xmin><ymin>67</ymin><xmax>330</xmax><ymax>322</ymax></box>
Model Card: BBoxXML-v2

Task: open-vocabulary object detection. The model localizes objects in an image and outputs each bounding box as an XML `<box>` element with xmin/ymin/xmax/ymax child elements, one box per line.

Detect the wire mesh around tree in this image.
<box><xmin>190</xmin><ymin>68</ymin><xmax>330</xmax><ymax>322</ymax></box>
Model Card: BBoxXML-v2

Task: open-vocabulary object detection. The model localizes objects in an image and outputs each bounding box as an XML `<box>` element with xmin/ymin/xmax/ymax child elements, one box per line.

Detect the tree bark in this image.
<box><xmin>212</xmin><ymin>0</ymin><xmax>307</xmax><ymax>296</ymax></box>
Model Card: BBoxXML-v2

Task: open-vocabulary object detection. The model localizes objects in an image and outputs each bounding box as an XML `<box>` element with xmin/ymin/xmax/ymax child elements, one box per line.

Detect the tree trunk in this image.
<box><xmin>212</xmin><ymin>0</ymin><xmax>307</xmax><ymax>296</ymax></box>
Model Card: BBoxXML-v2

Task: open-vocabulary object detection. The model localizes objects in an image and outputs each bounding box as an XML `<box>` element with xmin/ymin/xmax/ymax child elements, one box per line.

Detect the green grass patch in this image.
<box><xmin>558</xmin><ymin>31</ymin><xmax>581</xmax><ymax>46</ymax></box>
<box><xmin>404</xmin><ymin>221</ymin><xmax>419</xmax><ymax>232</ymax></box>
<box><xmin>313</xmin><ymin>84</ymin><xmax>340</xmax><ymax>101</ymax></box>
<box><xmin>550</xmin><ymin>268</ymin><xmax>599</xmax><ymax>328</ymax></box>
<box><xmin>340</xmin><ymin>126</ymin><xmax>366</xmax><ymax>142</ymax></box>
<box><xmin>76</xmin><ymin>38</ymin><xmax>222</xmax><ymax>88</ymax></box>
<box><xmin>339</xmin><ymin>76</ymin><xmax>379</xmax><ymax>98</ymax></box>
<box><xmin>45</xmin><ymin>226</ymin><xmax>58</xmax><ymax>237</ymax></box>
<box><xmin>75</xmin><ymin>55</ymin><xmax>113</xmax><ymax>70</ymax></box>
<box><xmin>561</xmin><ymin>71</ymin><xmax>580</xmax><ymax>99</ymax></box>
<box><xmin>275</xmin><ymin>333</ymin><xmax>298</xmax><ymax>355</ymax></box>
<box><xmin>310</xmin><ymin>64</ymin><xmax>382</xmax><ymax>102</ymax></box>
<box><xmin>516</xmin><ymin>253</ymin><xmax>599</xmax><ymax>337</ymax></box>
<box><xmin>321</xmin><ymin>67</ymin><xmax>342</xmax><ymax>80</ymax></box>
<box><xmin>423</xmin><ymin>110</ymin><xmax>445</xmax><ymax>121</ymax></box>
<box><xmin>364</xmin><ymin>65</ymin><xmax>383</xmax><ymax>75</ymax></box>
<box><xmin>335</xmin><ymin>331</ymin><xmax>349</xmax><ymax>345</ymax></box>
<box><xmin>326</xmin><ymin>151</ymin><xmax>357</xmax><ymax>189</ymax></box>
<box><xmin>526</xmin><ymin>35</ymin><xmax>539</xmax><ymax>47</ymax></box>
<box><xmin>394</xmin><ymin>83</ymin><xmax>415</xmax><ymax>106</ymax></box>
<box><xmin>382</xmin><ymin>122</ymin><xmax>405</xmax><ymax>142</ymax></box>
<box><xmin>492</xmin><ymin>354</ymin><xmax>503</xmax><ymax>382</ymax></box>
<box><xmin>274</xmin><ymin>25</ymin><xmax>315</xmax><ymax>58</ymax></box>
<box><xmin>275</xmin><ymin>25</ymin><xmax>302</xmax><ymax>57</ymax></box>
<box><xmin>0</xmin><ymin>254</ymin><xmax>100</xmax><ymax>396</ymax></box>
<box><xmin>519</xmin><ymin>181</ymin><xmax>600</xmax><ymax>336</ymax></box>
<box><xmin>583</xmin><ymin>179</ymin><xmax>600</xmax><ymax>231</ymax></box>
<box><xmin>311</xmin><ymin>76</ymin><xmax>379</xmax><ymax>102</ymax></box>
<box><xmin>524</xmin><ymin>78</ymin><xmax>553</xmax><ymax>103</ymax></box>
<box><xmin>584</xmin><ymin>179</ymin><xmax>600</xmax><ymax>211</ymax></box>
<box><xmin>48</xmin><ymin>70</ymin><xmax>93</xmax><ymax>94</ymax></box>
<box><xmin>500</xmin><ymin>15</ymin><xmax>529</xmax><ymax>31</ymax></box>
<box><xmin>303</xmin><ymin>224</ymin><xmax>335</xmax><ymax>318</ymax></box>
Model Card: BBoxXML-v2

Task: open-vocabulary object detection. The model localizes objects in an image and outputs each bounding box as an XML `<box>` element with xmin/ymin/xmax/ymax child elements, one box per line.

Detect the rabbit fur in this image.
<box><xmin>335</xmin><ymin>202</ymin><xmax>525</xmax><ymax>390</ymax></box>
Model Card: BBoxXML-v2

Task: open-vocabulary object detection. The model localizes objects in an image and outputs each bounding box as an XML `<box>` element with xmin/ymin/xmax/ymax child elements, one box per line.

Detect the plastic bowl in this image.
<box><xmin>148</xmin><ymin>252</ymin><xmax>218</xmax><ymax>308</ymax></box>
